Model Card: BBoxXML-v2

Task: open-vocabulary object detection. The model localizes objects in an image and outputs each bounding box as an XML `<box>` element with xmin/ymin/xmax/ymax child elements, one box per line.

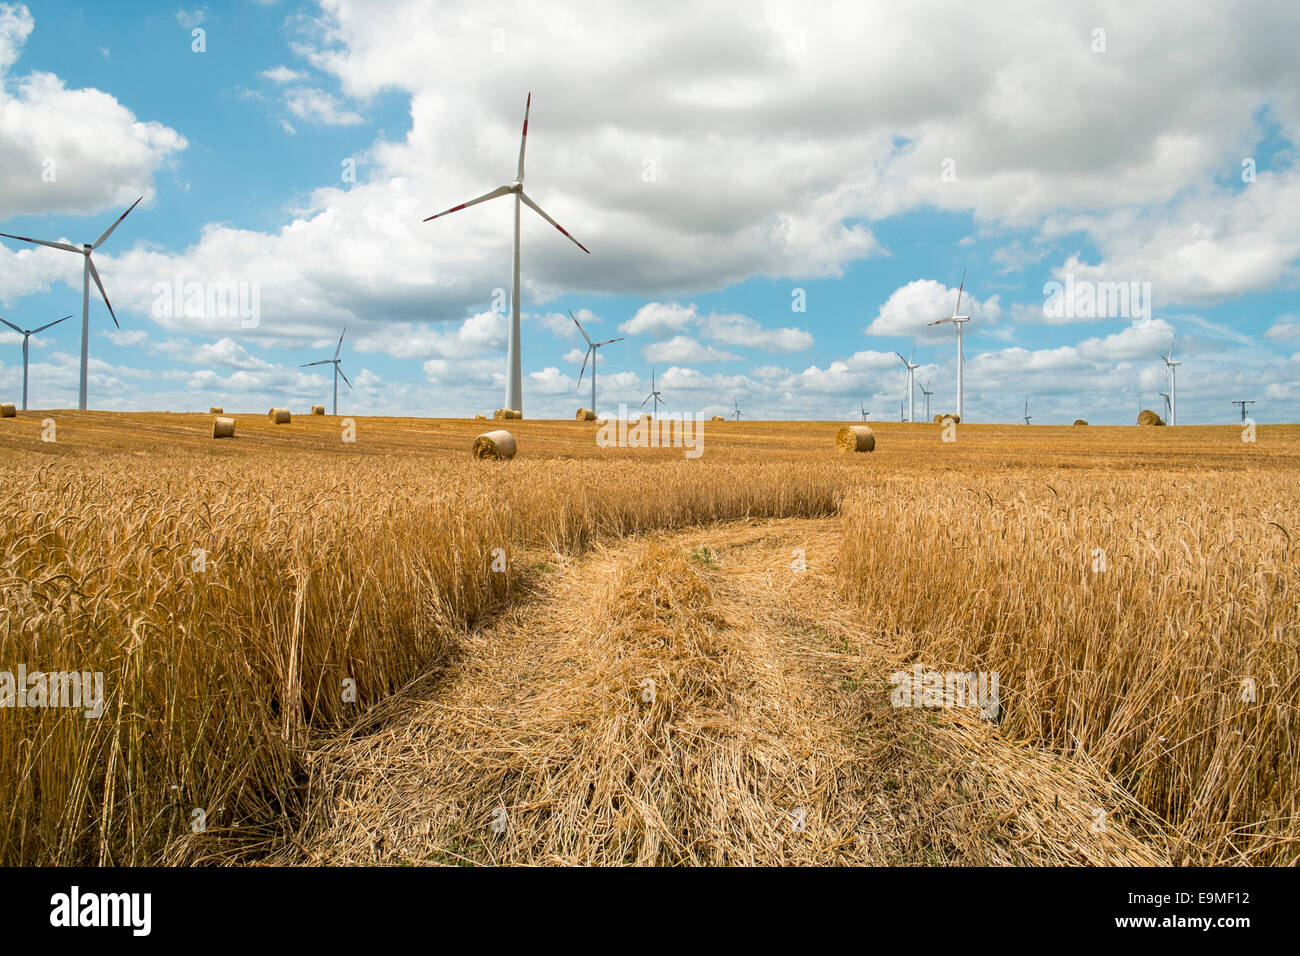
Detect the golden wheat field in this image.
<box><xmin>1</xmin><ymin>410</ymin><xmax>1296</xmax><ymax>866</ymax></box>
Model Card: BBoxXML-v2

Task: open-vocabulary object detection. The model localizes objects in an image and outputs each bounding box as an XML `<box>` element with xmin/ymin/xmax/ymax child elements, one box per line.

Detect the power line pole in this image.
<box><xmin>1232</xmin><ymin>400</ymin><xmax>1255</xmax><ymax>423</ymax></box>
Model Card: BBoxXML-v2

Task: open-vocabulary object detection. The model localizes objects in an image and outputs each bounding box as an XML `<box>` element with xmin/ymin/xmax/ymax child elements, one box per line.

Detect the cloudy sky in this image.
<box><xmin>1</xmin><ymin>0</ymin><xmax>1298</xmax><ymax>423</ymax></box>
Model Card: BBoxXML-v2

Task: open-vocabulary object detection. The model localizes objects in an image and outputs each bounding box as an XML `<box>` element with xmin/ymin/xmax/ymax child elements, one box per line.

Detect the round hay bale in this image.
<box><xmin>934</xmin><ymin>413</ymin><xmax>960</xmax><ymax>424</ymax></box>
<box><xmin>212</xmin><ymin>416</ymin><xmax>236</xmax><ymax>438</ymax></box>
<box><xmin>576</xmin><ymin>408</ymin><xmax>596</xmax><ymax>421</ymax></box>
<box><xmin>1137</xmin><ymin>409</ymin><xmax>1165</xmax><ymax>426</ymax></box>
<box><xmin>1073</xmin><ymin>418</ymin><xmax>1088</xmax><ymax>426</ymax></box>
<box><xmin>0</xmin><ymin>402</ymin><xmax>15</xmax><ymax>418</ymax></box>
<box><xmin>474</xmin><ymin>413</ymin><xmax>487</xmax><ymax>420</ymax></box>
<box><xmin>835</xmin><ymin>424</ymin><xmax>875</xmax><ymax>453</ymax></box>
<box><xmin>269</xmin><ymin>407</ymin><xmax>291</xmax><ymax>424</ymax></box>
<box><xmin>710</xmin><ymin>415</ymin><xmax>725</xmax><ymax>422</ymax></box>
<box><xmin>209</xmin><ymin>406</ymin><xmax>223</xmax><ymax>414</ymax></box>
<box><xmin>473</xmin><ymin>429</ymin><xmax>516</xmax><ymax>460</ymax></box>
<box><xmin>493</xmin><ymin>408</ymin><xmax>517</xmax><ymax>420</ymax></box>
<box><xmin>311</xmin><ymin>405</ymin><xmax>325</xmax><ymax>415</ymax></box>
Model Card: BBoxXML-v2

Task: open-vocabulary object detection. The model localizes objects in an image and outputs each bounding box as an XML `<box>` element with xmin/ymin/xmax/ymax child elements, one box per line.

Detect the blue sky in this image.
<box><xmin>1</xmin><ymin>0</ymin><xmax>1298</xmax><ymax>423</ymax></box>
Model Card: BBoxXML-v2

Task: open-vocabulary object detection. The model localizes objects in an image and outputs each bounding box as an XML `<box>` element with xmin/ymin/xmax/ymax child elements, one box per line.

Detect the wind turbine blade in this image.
<box><xmin>595</xmin><ymin>337</ymin><xmax>623</xmax><ymax>346</ymax></box>
<box><xmin>895</xmin><ymin>351</ymin><xmax>907</xmax><ymax>366</ymax></box>
<box><xmin>908</xmin><ymin>346</ymin><xmax>915</xmax><ymax>364</ymax></box>
<box><xmin>301</xmin><ymin>360</ymin><xmax>331</xmax><ymax>367</ymax></box>
<box><xmin>517</xmin><ymin>92</ymin><xmax>531</xmax><ymax>181</ymax></box>
<box><xmin>0</xmin><ymin>232</ymin><xmax>82</xmax><ymax>254</ymax></box>
<box><xmin>928</xmin><ymin>318</ymin><xmax>950</xmax><ymax>326</ymax></box>
<box><xmin>0</xmin><ymin>317</ymin><xmax>22</xmax><ymax>334</ymax></box>
<box><xmin>33</xmin><ymin>314</ymin><xmax>73</xmax><ymax>334</ymax></box>
<box><xmin>639</xmin><ymin>394</ymin><xmax>651</xmax><ymax>409</ymax></box>
<box><xmin>335</xmin><ymin>327</ymin><xmax>346</xmax><ymax>359</ymax></box>
<box><xmin>578</xmin><ymin>346</ymin><xmax>590</xmax><ymax>385</ymax></box>
<box><xmin>86</xmin><ymin>256</ymin><xmax>119</xmax><ymax>328</ymax></box>
<box><xmin>954</xmin><ymin>269</ymin><xmax>965</xmax><ymax>316</ymax></box>
<box><xmin>92</xmin><ymin>196</ymin><xmax>143</xmax><ymax>249</ymax></box>
<box><xmin>422</xmin><ymin>185</ymin><xmax>512</xmax><ymax>222</ymax></box>
<box><xmin>570</xmin><ymin>310</ymin><xmax>593</xmax><ymax>345</ymax></box>
<box><xmin>519</xmin><ymin>190</ymin><xmax>590</xmax><ymax>254</ymax></box>
<box><xmin>338</xmin><ymin>367</ymin><xmax>353</xmax><ymax>389</ymax></box>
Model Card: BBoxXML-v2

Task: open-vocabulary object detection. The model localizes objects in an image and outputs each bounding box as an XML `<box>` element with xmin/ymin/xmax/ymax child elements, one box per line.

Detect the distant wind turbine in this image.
<box><xmin>895</xmin><ymin>347</ymin><xmax>919</xmax><ymax>422</ymax></box>
<box><xmin>1159</xmin><ymin>391</ymin><xmax>1171</xmax><ymax>423</ymax></box>
<box><xmin>919</xmin><ymin>376</ymin><xmax>934</xmax><ymax>421</ymax></box>
<box><xmin>0</xmin><ymin>197</ymin><xmax>142</xmax><ymax>410</ymax></box>
<box><xmin>301</xmin><ymin>328</ymin><xmax>352</xmax><ymax>415</ymax></box>
<box><xmin>422</xmin><ymin>93</ymin><xmax>589</xmax><ymax>417</ymax></box>
<box><xmin>640</xmin><ymin>366</ymin><xmax>664</xmax><ymax>417</ymax></box>
<box><xmin>1022</xmin><ymin>394</ymin><xmax>1032</xmax><ymax>425</ymax></box>
<box><xmin>928</xmin><ymin>270</ymin><xmax>971</xmax><ymax>423</ymax></box>
<box><xmin>860</xmin><ymin>401</ymin><xmax>869</xmax><ymax>422</ymax></box>
<box><xmin>732</xmin><ymin>397</ymin><xmax>743</xmax><ymax>421</ymax></box>
<box><xmin>0</xmin><ymin>313</ymin><xmax>72</xmax><ymax>410</ymax></box>
<box><xmin>572</xmin><ymin>310</ymin><xmax>622</xmax><ymax>412</ymax></box>
<box><xmin>1161</xmin><ymin>338</ymin><xmax>1181</xmax><ymax>425</ymax></box>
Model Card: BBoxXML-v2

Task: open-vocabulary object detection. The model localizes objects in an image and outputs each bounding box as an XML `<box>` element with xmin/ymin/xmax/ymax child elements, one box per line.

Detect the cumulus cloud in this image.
<box><xmin>283</xmin><ymin>86</ymin><xmax>364</xmax><ymax>125</ymax></box>
<box><xmin>866</xmin><ymin>279</ymin><xmax>1001</xmax><ymax>340</ymax></box>
<box><xmin>643</xmin><ymin>335</ymin><xmax>739</xmax><ymax>364</ymax></box>
<box><xmin>0</xmin><ymin>4</ymin><xmax>186</xmax><ymax>217</ymax></box>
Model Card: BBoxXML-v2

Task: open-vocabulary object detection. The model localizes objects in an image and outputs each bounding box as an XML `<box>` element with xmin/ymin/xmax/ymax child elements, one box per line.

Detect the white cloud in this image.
<box><xmin>643</xmin><ymin>335</ymin><xmax>739</xmax><ymax>363</ymax></box>
<box><xmin>262</xmin><ymin>65</ymin><xmax>307</xmax><ymax>84</ymax></box>
<box><xmin>284</xmin><ymin>87</ymin><xmax>363</xmax><ymax>126</ymax></box>
<box><xmin>0</xmin><ymin>5</ymin><xmax>186</xmax><ymax>217</ymax></box>
<box><xmin>866</xmin><ymin>279</ymin><xmax>1001</xmax><ymax>339</ymax></box>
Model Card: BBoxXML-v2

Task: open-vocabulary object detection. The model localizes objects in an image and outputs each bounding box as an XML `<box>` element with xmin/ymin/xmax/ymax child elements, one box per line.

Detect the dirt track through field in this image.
<box><xmin>275</xmin><ymin>518</ymin><xmax>1173</xmax><ymax>866</ymax></box>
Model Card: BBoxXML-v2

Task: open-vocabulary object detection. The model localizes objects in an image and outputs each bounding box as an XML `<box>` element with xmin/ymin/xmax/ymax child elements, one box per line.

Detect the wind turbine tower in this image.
<box><xmin>0</xmin><ymin>197</ymin><xmax>142</xmax><ymax>410</ymax></box>
<box><xmin>1162</xmin><ymin>339</ymin><xmax>1181</xmax><ymax>426</ymax></box>
<box><xmin>919</xmin><ymin>377</ymin><xmax>934</xmax><ymax>421</ymax></box>
<box><xmin>0</xmin><ymin>313</ymin><xmax>72</xmax><ymax>410</ymax></box>
<box><xmin>895</xmin><ymin>348</ymin><xmax>919</xmax><ymax>422</ymax></box>
<box><xmin>571</xmin><ymin>310</ymin><xmax>622</xmax><ymax>413</ymax></box>
<box><xmin>300</xmin><ymin>328</ymin><xmax>353</xmax><ymax>415</ymax></box>
<box><xmin>928</xmin><ymin>270</ymin><xmax>971</xmax><ymax>422</ymax></box>
<box><xmin>422</xmin><ymin>94</ymin><xmax>589</xmax><ymax>417</ymax></box>
<box><xmin>640</xmin><ymin>367</ymin><xmax>664</xmax><ymax>418</ymax></box>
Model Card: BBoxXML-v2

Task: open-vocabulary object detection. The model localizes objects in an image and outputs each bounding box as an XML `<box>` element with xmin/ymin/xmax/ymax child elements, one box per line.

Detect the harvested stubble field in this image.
<box><xmin>0</xmin><ymin>410</ymin><xmax>1296</xmax><ymax>865</ymax></box>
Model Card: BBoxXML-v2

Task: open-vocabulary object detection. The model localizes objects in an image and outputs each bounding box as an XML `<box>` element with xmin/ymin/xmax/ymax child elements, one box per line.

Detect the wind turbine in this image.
<box><xmin>928</xmin><ymin>270</ymin><xmax>971</xmax><ymax>422</ymax></box>
<box><xmin>640</xmin><ymin>366</ymin><xmax>664</xmax><ymax>418</ymax></box>
<box><xmin>1159</xmin><ymin>391</ymin><xmax>1171</xmax><ymax>423</ymax></box>
<box><xmin>422</xmin><ymin>93</ymin><xmax>589</xmax><ymax>417</ymax></box>
<box><xmin>919</xmin><ymin>376</ymin><xmax>934</xmax><ymax>421</ymax></box>
<box><xmin>1161</xmin><ymin>338</ymin><xmax>1181</xmax><ymax>426</ymax></box>
<box><xmin>572</xmin><ymin>310</ymin><xmax>622</xmax><ymax>412</ymax></box>
<box><xmin>859</xmin><ymin>402</ymin><xmax>870</xmax><ymax>422</ymax></box>
<box><xmin>1022</xmin><ymin>395</ymin><xmax>1032</xmax><ymax>425</ymax></box>
<box><xmin>732</xmin><ymin>397</ymin><xmax>743</xmax><ymax>421</ymax></box>
<box><xmin>0</xmin><ymin>313</ymin><xmax>72</xmax><ymax>410</ymax></box>
<box><xmin>300</xmin><ymin>328</ymin><xmax>352</xmax><ymax>415</ymax></box>
<box><xmin>0</xmin><ymin>197</ymin><xmax>142</xmax><ymax>410</ymax></box>
<box><xmin>899</xmin><ymin>399</ymin><xmax>905</xmax><ymax>422</ymax></box>
<box><xmin>895</xmin><ymin>347</ymin><xmax>919</xmax><ymax>422</ymax></box>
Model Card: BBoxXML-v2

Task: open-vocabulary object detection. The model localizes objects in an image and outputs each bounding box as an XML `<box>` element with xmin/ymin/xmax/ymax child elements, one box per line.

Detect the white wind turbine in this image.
<box><xmin>423</xmin><ymin>93</ymin><xmax>589</xmax><ymax>417</ymax></box>
<box><xmin>300</xmin><ymin>328</ymin><xmax>352</xmax><ymax>415</ymax></box>
<box><xmin>732</xmin><ymin>397</ymin><xmax>743</xmax><ymax>420</ymax></box>
<box><xmin>928</xmin><ymin>270</ymin><xmax>971</xmax><ymax>422</ymax></box>
<box><xmin>641</xmin><ymin>366</ymin><xmax>664</xmax><ymax>417</ymax></box>
<box><xmin>572</xmin><ymin>310</ymin><xmax>622</xmax><ymax>412</ymax></box>
<box><xmin>895</xmin><ymin>347</ymin><xmax>919</xmax><ymax>422</ymax></box>
<box><xmin>1</xmin><ymin>313</ymin><xmax>72</xmax><ymax>410</ymax></box>
<box><xmin>919</xmin><ymin>376</ymin><xmax>934</xmax><ymax>421</ymax></box>
<box><xmin>860</xmin><ymin>401</ymin><xmax>869</xmax><ymax>422</ymax></box>
<box><xmin>1161</xmin><ymin>338</ymin><xmax>1181</xmax><ymax>426</ymax></box>
<box><xmin>0</xmin><ymin>197</ymin><xmax>142</xmax><ymax>410</ymax></box>
<box><xmin>1022</xmin><ymin>395</ymin><xmax>1032</xmax><ymax>425</ymax></box>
